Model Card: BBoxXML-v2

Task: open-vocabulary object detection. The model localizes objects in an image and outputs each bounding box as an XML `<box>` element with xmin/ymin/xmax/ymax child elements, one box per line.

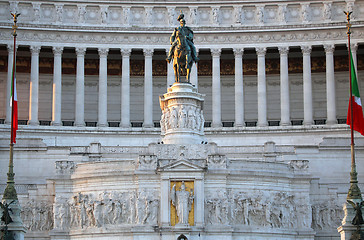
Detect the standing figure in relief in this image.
<box><xmin>170</xmin><ymin>107</ymin><xmax>178</xmax><ymax>129</ymax></box>
<box><xmin>86</xmin><ymin>200</ymin><xmax>95</xmax><ymax>227</ymax></box>
<box><xmin>171</xmin><ymin>181</ymin><xmax>194</xmax><ymax>225</ymax></box>
<box><xmin>187</xmin><ymin>106</ymin><xmax>196</xmax><ymax>129</ymax></box>
<box><xmin>127</xmin><ymin>191</ymin><xmax>136</xmax><ymax>224</ymax></box>
<box><xmin>93</xmin><ymin>199</ymin><xmax>104</xmax><ymax>227</ymax></box>
<box><xmin>164</xmin><ymin>108</ymin><xmax>170</xmax><ymax>130</ymax></box>
<box><xmin>160</xmin><ymin>111</ymin><xmax>166</xmax><ymax>133</ymax></box>
<box><xmin>178</xmin><ymin>105</ymin><xmax>187</xmax><ymax>128</ymax></box>
<box><xmin>149</xmin><ymin>199</ymin><xmax>159</xmax><ymax>225</ymax></box>
<box><xmin>79</xmin><ymin>195</ymin><xmax>87</xmax><ymax>229</ymax></box>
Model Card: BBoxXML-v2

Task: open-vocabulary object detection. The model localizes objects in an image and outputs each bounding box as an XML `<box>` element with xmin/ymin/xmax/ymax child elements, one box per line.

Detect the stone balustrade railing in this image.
<box><xmin>0</xmin><ymin>0</ymin><xmax>361</xmax><ymax>30</ymax></box>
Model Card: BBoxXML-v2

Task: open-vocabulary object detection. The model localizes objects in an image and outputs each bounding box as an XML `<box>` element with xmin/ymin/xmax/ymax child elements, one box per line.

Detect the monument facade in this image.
<box><xmin>0</xmin><ymin>0</ymin><xmax>363</xmax><ymax>239</ymax></box>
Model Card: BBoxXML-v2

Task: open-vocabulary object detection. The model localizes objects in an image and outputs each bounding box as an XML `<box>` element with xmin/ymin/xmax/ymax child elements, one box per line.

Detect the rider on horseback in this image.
<box><xmin>166</xmin><ymin>13</ymin><xmax>199</xmax><ymax>63</ymax></box>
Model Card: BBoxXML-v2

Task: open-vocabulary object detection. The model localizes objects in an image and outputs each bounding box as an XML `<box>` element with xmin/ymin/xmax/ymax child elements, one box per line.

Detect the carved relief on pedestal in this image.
<box><xmin>160</xmin><ymin>103</ymin><xmax>204</xmax><ymax>135</ymax></box>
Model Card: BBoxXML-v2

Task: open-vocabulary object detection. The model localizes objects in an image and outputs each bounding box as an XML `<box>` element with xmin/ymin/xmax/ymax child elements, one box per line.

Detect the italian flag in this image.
<box><xmin>11</xmin><ymin>73</ymin><xmax>18</xmax><ymax>144</ymax></box>
<box><xmin>346</xmin><ymin>52</ymin><xmax>364</xmax><ymax>136</ymax></box>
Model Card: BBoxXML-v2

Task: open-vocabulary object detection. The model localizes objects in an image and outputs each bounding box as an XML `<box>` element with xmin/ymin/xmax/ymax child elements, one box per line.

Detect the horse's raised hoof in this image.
<box><xmin>166</xmin><ymin>57</ymin><xmax>171</xmax><ymax>63</ymax></box>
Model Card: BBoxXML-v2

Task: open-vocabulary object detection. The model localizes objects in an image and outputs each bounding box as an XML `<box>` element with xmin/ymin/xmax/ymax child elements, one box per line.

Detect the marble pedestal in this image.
<box><xmin>337</xmin><ymin>201</ymin><xmax>364</xmax><ymax>240</ymax></box>
<box><xmin>0</xmin><ymin>200</ymin><xmax>26</xmax><ymax>240</ymax></box>
<box><xmin>159</xmin><ymin>83</ymin><xmax>205</xmax><ymax>145</ymax></box>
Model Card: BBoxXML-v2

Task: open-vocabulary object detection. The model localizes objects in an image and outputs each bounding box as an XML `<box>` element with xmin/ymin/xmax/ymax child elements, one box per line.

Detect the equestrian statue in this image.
<box><xmin>166</xmin><ymin>13</ymin><xmax>199</xmax><ymax>83</ymax></box>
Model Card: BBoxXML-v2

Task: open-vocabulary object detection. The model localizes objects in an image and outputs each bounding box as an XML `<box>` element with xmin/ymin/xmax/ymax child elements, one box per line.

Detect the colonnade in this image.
<box><xmin>3</xmin><ymin>43</ymin><xmax>359</xmax><ymax>128</ymax></box>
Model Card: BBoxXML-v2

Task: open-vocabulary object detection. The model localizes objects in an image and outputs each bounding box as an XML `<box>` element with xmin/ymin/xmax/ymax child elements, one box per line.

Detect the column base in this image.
<box><xmin>97</xmin><ymin>123</ymin><xmax>108</xmax><ymax>127</ymax></box>
<box><xmin>51</xmin><ymin>121</ymin><xmax>62</xmax><ymax>126</ymax></box>
<box><xmin>257</xmin><ymin>122</ymin><xmax>268</xmax><ymax>127</ymax></box>
<box><xmin>211</xmin><ymin>123</ymin><xmax>222</xmax><ymax>128</ymax></box>
<box><xmin>120</xmin><ymin>122</ymin><xmax>131</xmax><ymax>128</ymax></box>
<box><xmin>28</xmin><ymin>120</ymin><xmax>39</xmax><ymax>126</ymax></box>
<box><xmin>234</xmin><ymin>123</ymin><xmax>245</xmax><ymax>127</ymax></box>
<box><xmin>326</xmin><ymin>120</ymin><xmax>338</xmax><ymax>125</ymax></box>
<box><xmin>303</xmin><ymin>120</ymin><xmax>314</xmax><ymax>126</ymax></box>
<box><xmin>74</xmin><ymin>122</ymin><xmax>86</xmax><ymax>127</ymax></box>
<box><xmin>280</xmin><ymin>121</ymin><xmax>291</xmax><ymax>126</ymax></box>
<box><xmin>143</xmin><ymin>123</ymin><xmax>154</xmax><ymax>128</ymax></box>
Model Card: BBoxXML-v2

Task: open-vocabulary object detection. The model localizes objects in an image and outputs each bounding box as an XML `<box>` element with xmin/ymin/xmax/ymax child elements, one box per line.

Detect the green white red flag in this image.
<box><xmin>346</xmin><ymin>52</ymin><xmax>364</xmax><ymax>136</ymax></box>
<box><xmin>11</xmin><ymin>73</ymin><xmax>18</xmax><ymax>143</ymax></box>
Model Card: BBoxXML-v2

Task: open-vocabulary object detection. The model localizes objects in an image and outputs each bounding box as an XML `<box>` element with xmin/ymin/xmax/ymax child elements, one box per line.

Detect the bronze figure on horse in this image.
<box><xmin>166</xmin><ymin>13</ymin><xmax>199</xmax><ymax>83</ymax></box>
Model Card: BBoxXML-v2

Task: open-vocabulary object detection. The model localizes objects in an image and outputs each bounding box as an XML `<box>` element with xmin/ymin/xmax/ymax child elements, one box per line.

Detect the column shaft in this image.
<box><xmin>211</xmin><ymin>48</ymin><xmax>222</xmax><ymax>128</ymax></box>
<box><xmin>279</xmin><ymin>46</ymin><xmax>291</xmax><ymax>126</ymax></box>
<box><xmin>51</xmin><ymin>47</ymin><xmax>63</xmax><ymax>126</ymax></box>
<box><xmin>29</xmin><ymin>46</ymin><xmax>41</xmax><ymax>126</ymax></box>
<box><xmin>324</xmin><ymin>44</ymin><xmax>337</xmax><ymax>125</ymax></box>
<box><xmin>234</xmin><ymin>48</ymin><xmax>245</xmax><ymax>127</ymax></box>
<box><xmin>121</xmin><ymin>48</ymin><xmax>131</xmax><ymax>128</ymax></box>
<box><xmin>5</xmin><ymin>45</ymin><xmax>16</xmax><ymax>124</ymax></box>
<box><xmin>190</xmin><ymin>48</ymin><xmax>199</xmax><ymax>89</ymax></box>
<box><xmin>166</xmin><ymin>49</ymin><xmax>174</xmax><ymax>89</ymax></box>
<box><xmin>75</xmin><ymin>47</ymin><xmax>86</xmax><ymax>127</ymax></box>
<box><xmin>143</xmin><ymin>49</ymin><xmax>154</xmax><ymax>128</ymax></box>
<box><xmin>257</xmin><ymin>47</ymin><xmax>268</xmax><ymax>127</ymax></box>
<box><xmin>302</xmin><ymin>45</ymin><xmax>313</xmax><ymax>125</ymax></box>
<box><xmin>98</xmin><ymin>48</ymin><xmax>109</xmax><ymax>127</ymax></box>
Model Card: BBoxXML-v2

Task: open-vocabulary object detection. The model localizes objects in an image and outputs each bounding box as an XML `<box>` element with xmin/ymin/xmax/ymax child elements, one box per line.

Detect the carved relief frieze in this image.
<box><xmin>21</xmin><ymin>199</ymin><xmax>54</xmax><ymax>231</ymax></box>
<box><xmin>311</xmin><ymin>198</ymin><xmax>343</xmax><ymax>231</ymax></box>
<box><xmin>53</xmin><ymin>190</ymin><xmax>159</xmax><ymax>230</ymax></box>
<box><xmin>137</xmin><ymin>155</ymin><xmax>158</xmax><ymax>170</ymax></box>
<box><xmin>219</xmin><ymin>190</ymin><xmax>312</xmax><ymax>229</ymax></box>
<box><xmin>55</xmin><ymin>160</ymin><xmax>76</xmax><ymax>175</ymax></box>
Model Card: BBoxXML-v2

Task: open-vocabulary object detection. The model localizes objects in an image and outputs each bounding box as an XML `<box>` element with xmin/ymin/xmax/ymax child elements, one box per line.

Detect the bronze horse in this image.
<box><xmin>173</xmin><ymin>31</ymin><xmax>193</xmax><ymax>83</ymax></box>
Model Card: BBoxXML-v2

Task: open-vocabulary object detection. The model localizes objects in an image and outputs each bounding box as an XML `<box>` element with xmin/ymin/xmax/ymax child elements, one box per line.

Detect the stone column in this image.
<box><xmin>324</xmin><ymin>44</ymin><xmax>337</xmax><ymax>125</ymax></box>
<box><xmin>97</xmin><ymin>48</ymin><xmax>109</xmax><ymax>127</ymax></box>
<box><xmin>350</xmin><ymin>43</ymin><xmax>358</xmax><ymax>76</ymax></box>
<box><xmin>190</xmin><ymin>48</ymin><xmax>199</xmax><ymax>89</ymax></box>
<box><xmin>51</xmin><ymin>46</ymin><xmax>63</xmax><ymax>126</ymax></box>
<box><xmin>28</xmin><ymin>45</ymin><xmax>41</xmax><ymax>126</ymax></box>
<box><xmin>256</xmin><ymin>47</ymin><xmax>268</xmax><ymax>127</ymax></box>
<box><xmin>301</xmin><ymin>45</ymin><xmax>313</xmax><ymax>125</ymax></box>
<box><xmin>120</xmin><ymin>48</ymin><xmax>131</xmax><ymax>128</ymax></box>
<box><xmin>143</xmin><ymin>48</ymin><xmax>154</xmax><ymax>128</ymax></box>
<box><xmin>5</xmin><ymin>44</ymin><xmax>17</xmax><ymax>124</ymax></box>
<box><xmin>211</xmin><ymin>48</ymin><xmax>222</xmax><ymax>128</ymax></box>
<box><xmin>166</xmin><ymin>49</ymin><xmax>174</xmax><ymax>89</ymax></box>
<box><xmin>279</xmin><ymin>46</ymin><xmax>291</xmax><ymax>126</ymax></box>
<box><xmin>233</xmin><ymin>48</ymin><xmax>245</xmax><ymax>127</ymax></box>
<box><xmin>75</xmin><ymin>47</ymin><xmax>86</xmax><ymax>127</ymax></box>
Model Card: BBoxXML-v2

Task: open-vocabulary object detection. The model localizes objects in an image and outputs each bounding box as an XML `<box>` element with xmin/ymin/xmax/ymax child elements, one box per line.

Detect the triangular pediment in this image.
<box><xmin>159</xmin><ymin>159</ymin><xmax>205</xmax><ymax>172</ymax></box>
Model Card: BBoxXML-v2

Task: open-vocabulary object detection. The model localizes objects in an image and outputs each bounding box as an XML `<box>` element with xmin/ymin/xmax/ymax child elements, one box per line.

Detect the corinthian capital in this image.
<box><xmin>98</xmin><ymin>48</ymin><xmax>109</xmax><ymax>57</ymax></box>
<box><xmin>256</xmin><ymin>47</ymin><xmax>266</xmax><ymax>56</ymax></box>
<box><xmin>52</xmin><ymin>46</ymin><xmax>64</xmax><ymax>55</ymax></box>
<box><xmin>211</xmin><ymin>48</ymin><xmax>221</xmax><ymax>57</ymax></box>
<box><xmin>30</xmin><ymin>45</ymin><xmax>41</xmax><ymax>54</ymax></box>
<box><xmin>121</xmin><ymin>48</ymin><xmax>132</xmax><ymax>57</ymax></box>
<box><xmin>301</xmin><ymin>45</ymin><xmax>312</xmax><ymax>54</ymax></box>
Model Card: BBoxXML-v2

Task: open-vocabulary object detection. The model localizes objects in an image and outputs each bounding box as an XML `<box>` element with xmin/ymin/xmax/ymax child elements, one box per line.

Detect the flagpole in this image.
<box><xmin>344</xmin><ymin>11</ymin><xmax>362</xmax><ymax>201</ymax></box>
<box><xmin>3</xmin><ymin>12</ymin><xmax>20</xmax><ymax>201</ymax></box>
